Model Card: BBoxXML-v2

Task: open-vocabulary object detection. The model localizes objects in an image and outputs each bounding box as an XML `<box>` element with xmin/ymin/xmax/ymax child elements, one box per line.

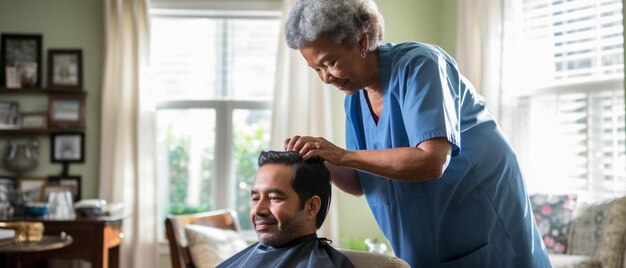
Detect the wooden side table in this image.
<box><xmin>0</xmin><ymin>216</ymin><xmax>124</xmax><ymax>268</ymax></box>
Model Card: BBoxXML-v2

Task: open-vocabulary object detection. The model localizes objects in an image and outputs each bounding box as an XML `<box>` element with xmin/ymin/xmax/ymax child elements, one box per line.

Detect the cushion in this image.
<box><xmin>548</xmin><ymin>254</ymin><xmax>602</xmax><ymax>268</ymax></box>
<box><xmin>530</xmin><ymin>194</ymin><xmax>577</xmax><ymax>254</ymax></box>
<box><xmin>184</xmin><ymin>224</ymin><xmax>248</xmax><ymax>267</ymax></box>
<box><xmin>568</xmin><ymin>197</ymin><xmax>626</xmax><ymax>268</ymax></box>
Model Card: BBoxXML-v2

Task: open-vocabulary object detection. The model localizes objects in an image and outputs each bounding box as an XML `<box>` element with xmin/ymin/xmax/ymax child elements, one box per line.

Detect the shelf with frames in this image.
<box><xmin>0</xmin><ymin>87</ymin><xmax>86</xmax><ymax>135</ymax></box>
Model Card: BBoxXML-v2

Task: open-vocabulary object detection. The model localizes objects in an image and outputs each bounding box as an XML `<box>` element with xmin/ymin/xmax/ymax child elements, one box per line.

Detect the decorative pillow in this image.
<box><xmin>184</xmin><ymin>224</ymin><xmax>248</xmax><ymax>267</ymax></box>
<box><xmin>530</xmin><ymin>194</ymin><xmax>577</xmax><ymax>254</ymax></box>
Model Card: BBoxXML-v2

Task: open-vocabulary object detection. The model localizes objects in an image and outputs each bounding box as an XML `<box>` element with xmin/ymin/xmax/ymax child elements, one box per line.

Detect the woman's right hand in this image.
<box><xmin>283</xmin><ymin>135</ymin><xmax>346</xmax><ymax>166</ymax></box>
<box><xmin>284</xmin><ymin>135</ymin><xmax>363</xmax><ymax>196</ymax></box>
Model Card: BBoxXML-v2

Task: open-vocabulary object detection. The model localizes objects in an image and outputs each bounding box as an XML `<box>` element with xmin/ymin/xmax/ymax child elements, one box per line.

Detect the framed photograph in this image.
<box><xmin>5</xmin><ymin>66</ymin><xmax>20</xmax><ymax>88</ymax></box>
<box><xmin>48</xmin><ymin>94</ymin><xmax>85</xmax><ymax>128</ymax></box>
<box><xmin>0</xmin><ymin>101</ymin><xmax>19</xmax><ymax>129</ymax></box>
<box><xmin>17</xmin><ymin>176</ymin><xmax>47</xmax><ymax>201</ymax></box>
<box><xmin>48</xmin><ymin>175</ymin><xmax>81</xmax><ymax>202</ymax></box>
<box><xmin>50</xmin><ymin>132</ymin><xmax>84</xmax><ymax>163</ymax></box>
<box><xmin>0</xmin><ymin>33</ymin><xmax>42</xmax><ymax>88</ymax></box>
<box><xmin>20</xmin><ymin>112</ymin><xmax>47</xmax><ymax>130</ymax></box>
<box><xmin>0</xmin><ymin>175</ymin><xmax>15</xmax><ymax>196</ymax></box>
<box><xmin>47</xmin><ymin>49</ymin><xmax>82</xmax><ymax>89</ymax></box>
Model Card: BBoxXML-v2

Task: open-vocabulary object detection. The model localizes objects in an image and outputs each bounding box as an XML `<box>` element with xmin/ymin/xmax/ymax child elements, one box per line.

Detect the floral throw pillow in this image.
<box><xmin>530</xmin><ymin>194</ymin><xmax>577</xmax><ymax>254</ymax></box>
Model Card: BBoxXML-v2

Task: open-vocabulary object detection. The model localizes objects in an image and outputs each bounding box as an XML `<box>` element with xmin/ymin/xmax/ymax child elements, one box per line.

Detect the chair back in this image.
<box><xmin>337</xmin><ymin>249</ymin><xmax>410</xmax><ymax>268</ymax></box>
<box><xmin>165</xmin><ymin>209</ymin><xmax>240</xmax><ymax>268</ymax></box>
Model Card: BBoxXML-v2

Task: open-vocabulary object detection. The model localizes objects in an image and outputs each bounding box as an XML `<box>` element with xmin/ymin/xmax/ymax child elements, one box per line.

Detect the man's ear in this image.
<box><xmin>305</xmin><ymin>196</ymin><xmax>321</xmax><ymax>219</ymax></box>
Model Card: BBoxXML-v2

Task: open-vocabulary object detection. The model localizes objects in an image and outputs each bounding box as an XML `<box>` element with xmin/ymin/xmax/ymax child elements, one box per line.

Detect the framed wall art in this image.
<box><xmin>47</xmin><ymin>49</ymin><xmax>82</xmax><ymax>89</ymax></box>
<box><xmin>0</xmin><ymin>101</ymin><xmax>19</xmax><ymax>129</ymax></box>
<box><xmin>17</xmin><ymin>176</ymin><xmax>47</xmax><ymax>201</ymax></box>
<box><xmin>0</xmin><ymin>33</ymin><xmax>43</xmax><ymax>88</ymax></box>
<box><xmin>48</xmin><ymin>94</ymin><xmax>85</xmax><ymax>128</ymax></box>
<box><xmin>50</xmin><ymin>132</ymin><xmax>85</xmax><ymax>163</ymax></box>
<box><xmin>20</xmin><ymin>112</ymin><xmax>47</xmax><ymax>130</ymax></box>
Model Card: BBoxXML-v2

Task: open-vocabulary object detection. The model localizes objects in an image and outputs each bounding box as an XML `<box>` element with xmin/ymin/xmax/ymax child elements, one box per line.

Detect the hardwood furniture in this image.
<box><xmin>165</xmin><ymin>209</ymin><xmax>239</xmax><ymax>268</ymax></box>
<box><xmin>0</xmin><ymin>234</ymin><xmax>72</xmax><ymax>253</ymax></box>
<box><xmin>0</xmin><ymin>216</ymin><xmax>124</xmax><ymax>268</ymax></box>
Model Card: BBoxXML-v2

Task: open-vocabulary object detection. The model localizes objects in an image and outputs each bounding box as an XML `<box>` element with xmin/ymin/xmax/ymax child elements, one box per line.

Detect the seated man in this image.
<box><xmin>218</xmin><ymin>151</ymin><xmax>354</xmax><ymax>268</ymax></box>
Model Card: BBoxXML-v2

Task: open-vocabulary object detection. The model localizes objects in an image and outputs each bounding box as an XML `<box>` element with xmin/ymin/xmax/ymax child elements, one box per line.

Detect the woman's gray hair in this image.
<box><xmin>285</xmin><ymin>0</ymin><xmax>384</xmax><ymax>52</ymax></box>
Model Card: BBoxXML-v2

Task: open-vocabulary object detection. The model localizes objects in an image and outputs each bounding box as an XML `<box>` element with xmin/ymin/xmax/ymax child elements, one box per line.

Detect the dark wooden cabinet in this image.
<box><xmin>1</xmin><ymin>216</ymin><xmax>124</xmax><ymax>268</ymax></box>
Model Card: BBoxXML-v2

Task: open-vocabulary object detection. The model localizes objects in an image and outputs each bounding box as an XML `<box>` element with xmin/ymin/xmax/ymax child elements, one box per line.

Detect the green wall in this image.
<box><xmin>335</xmin><ymin>0</ymin><xmax>458</xmax><ymax>250</ymax></box>
<box><xmin>0</xmin><ymin>0</ymin><xmax>103</xmax><ymax>201</ymax></box>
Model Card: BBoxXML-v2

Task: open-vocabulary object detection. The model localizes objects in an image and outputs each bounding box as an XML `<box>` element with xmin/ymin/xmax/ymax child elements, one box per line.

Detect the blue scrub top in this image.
<box><xmin>345</xmin><ymin>43</ymin><xmax>551</xmax><ymax>267</ymax></box>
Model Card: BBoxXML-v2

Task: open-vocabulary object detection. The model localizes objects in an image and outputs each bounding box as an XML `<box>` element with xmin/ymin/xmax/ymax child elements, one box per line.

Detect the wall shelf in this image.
<box><xmin>0</xmin><ymin>87</ymin><xmax>87</xmax><ymax>136</ymax></box>
<box><xmin>0</xmin><ymin>87</ymin><xmax>85</xmax><ymax>95</ymax></box>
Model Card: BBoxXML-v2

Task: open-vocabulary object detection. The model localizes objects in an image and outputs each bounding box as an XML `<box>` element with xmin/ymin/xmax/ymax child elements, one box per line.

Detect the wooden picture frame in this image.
<box><xmin>47</xmin><ymin>49</ymin><xmax>82</xmax><ymax>89</ymax></box>
<box><xmin>17</xmin><ymin>176</ymin><xmax>47</xmax><ymax>201</ymax></box>
<box><xmin>48</xmin><ymin>94</ymin><xmax>85</xmax><ymax>129</ymax></box>
<box><xmin>48</xmin><ymin>175</ymin><xmax>81</xmax><ymax>202</ymax></box>
<box><xmin>0</xmin><ymin>175</ymin><xmax>15</xmax><ymax>194</ymax></box>
<box><xmin>0</xmin><ymin>101</ymin><xmax>19</xmax><ymax>129</ymax></box>
<box><xmin>50</xmin><ymin>132</ymin><xmax>85</xmax><ymax>163</ymax></box>
<box><xmin>0</xmin><ymin>33</ymin><xmax>43</xmax><ymax>88</ymax></box>
<box><xmin>20</xmin><ymin>112</ymin><xmax>47</xmax><ymax>130</ymax></box>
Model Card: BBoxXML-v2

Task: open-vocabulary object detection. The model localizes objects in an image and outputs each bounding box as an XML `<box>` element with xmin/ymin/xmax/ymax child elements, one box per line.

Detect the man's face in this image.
<box><xmin>250</xmin><ymin>163</ymin><xmax>312</xmax><ymax>247</ymax></box>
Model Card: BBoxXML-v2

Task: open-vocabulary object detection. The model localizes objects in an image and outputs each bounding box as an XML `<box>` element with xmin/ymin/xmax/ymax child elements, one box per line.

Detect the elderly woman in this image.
<box><xmin>283</xmin><ymin>0</ymin><xmax>551</xmax><ymax>267</ymax></box>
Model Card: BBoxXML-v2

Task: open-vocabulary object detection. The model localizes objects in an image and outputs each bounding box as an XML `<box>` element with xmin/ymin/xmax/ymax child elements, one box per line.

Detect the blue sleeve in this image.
<box><xmin>398</xmin><ymin>52</ymin><xmax>461</xmax><ymax>156</ymax></box>
<box><xmin>344</xmin><ymin>94</ymin><xmax>366</xmax><ymax>151</ymax></box>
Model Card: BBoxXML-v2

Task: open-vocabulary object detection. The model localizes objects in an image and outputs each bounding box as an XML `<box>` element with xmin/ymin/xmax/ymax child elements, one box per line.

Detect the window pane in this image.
<box><xmin>151</xmin><ymin>18</ymin><xmax>218</xmax><ymax>100</ymax></box>
<box><xmin>228</xmin><ymin>19</ymin><xmax>280</xmax><ymax>99</ymax></box>
<box><xmin>506</xmin><ymin>0</ymin><xmax>625</xmax><ymax>202</ymax></box>
<box><xmin>151</xmin><ymin>16</ymin><xmax>280</xmax><ymax>101</ymax></box>
<box><xmin>232</xmin><ymin>109</ymin><xmax>271</xmax><ymax>230</ymax></box>
<box><xmin>156</xmin><ymin>109</ymin><xmax>216</xmax><ymax>214</ymax></box>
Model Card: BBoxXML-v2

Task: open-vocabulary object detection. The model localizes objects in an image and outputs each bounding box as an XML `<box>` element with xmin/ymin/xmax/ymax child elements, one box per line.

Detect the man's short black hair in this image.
<box><xmin>258</xmin><ymin>150</ymin><xmax>331</xmax><ymax>229</ymax></box>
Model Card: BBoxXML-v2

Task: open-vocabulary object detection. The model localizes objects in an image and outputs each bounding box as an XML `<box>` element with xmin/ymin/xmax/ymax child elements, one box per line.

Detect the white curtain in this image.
<box><xmin>270</xmin><ymin>0</ymin><xmax>339</xmax><ymax>243</ymax></box>
<box><xmin>455</xmin><ymin>0</ymin><xmax>505</xmax><ymax>119</ymax></box>
<box><xmin>455</xmin><ymin>0</ymin><xmax>526</xmax><ymax>146</ymax></box>
<box><xmin>99</xmin><ymin>0</ymin><xmax>157</xmax><ymax>267</ymax></box>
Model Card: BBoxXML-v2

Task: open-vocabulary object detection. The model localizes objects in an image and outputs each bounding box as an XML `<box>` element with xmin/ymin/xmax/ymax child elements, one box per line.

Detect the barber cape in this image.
<box><xmin>217</xmin><ymin>234</ymin><xmax>354</xmax><ymax>268</ymax></box>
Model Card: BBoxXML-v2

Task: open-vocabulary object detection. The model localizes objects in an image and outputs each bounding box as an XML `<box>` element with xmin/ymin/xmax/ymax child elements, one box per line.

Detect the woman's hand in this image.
<box><xmin>284</xmin><ymin>135</ymin><xmax>346</xmax><ymax>165</ymax></box>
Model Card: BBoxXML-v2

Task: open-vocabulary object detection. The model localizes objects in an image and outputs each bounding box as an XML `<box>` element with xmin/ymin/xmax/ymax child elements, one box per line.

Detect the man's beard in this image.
<box><xmin>257</xmin><ymin>212</ymin><xmax>307</xmax><ymax>247</ymax></box>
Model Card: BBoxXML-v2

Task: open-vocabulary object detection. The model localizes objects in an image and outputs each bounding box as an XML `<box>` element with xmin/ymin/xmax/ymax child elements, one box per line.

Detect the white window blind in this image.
<box><xmin>506</xmin><ymin>0</ymin><xmax>625</xmax><ymax>202</ymax></box>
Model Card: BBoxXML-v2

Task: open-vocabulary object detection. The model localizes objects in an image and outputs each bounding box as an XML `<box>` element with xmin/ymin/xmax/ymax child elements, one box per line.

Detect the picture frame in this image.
<box><xmin>48</xmin><ymin>94</ymin><xmax>85</xmax><ymax>129</ymax></box>
<box><xmin>0</xmin><ymin>101</ymin><xmax>20</xmax><ymax>129</ymax></box>
<box><xmin>48</xmin><ymin>175</ymin><xmax>81</xmax><ymax>202</ymax></box>
<box><xmin>5</xmin><ymin>66</ymin><xmax>20</xmax><ymax>88</ymax></box>
<box><xmin>0</xmin><ymin>33</ymin><xmax>43</xmax><ymax>88</ymax></box>
<box><xmin>20</xmin><ymin>112</ymin><xmax>47</xmax><ymax>130</ymax></box>
<box><xmin>47</xmin><ymin>49</ymin><xmax>82</xmax><ymax>89</ymax></box>
<box><xmin>0</xmin><ymin>175</ymin><xmax>15</xmax><ymax>195</ymax></box>
<box><xmin>50</xmin><ymin>132</ymin><xmax>85</xmax><ymax>163</ymax></box>
<box><xmin>17</xmin><ymin>176</ymin><xmax>47</xmax><ymax>201</ymax></box>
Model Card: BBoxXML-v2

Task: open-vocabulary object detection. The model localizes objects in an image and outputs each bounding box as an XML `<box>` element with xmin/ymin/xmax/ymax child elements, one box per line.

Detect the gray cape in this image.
<box><xmin>217</xmin><ymin>234</ymin><xmax>354</xmax><ymax>268</ymax></box>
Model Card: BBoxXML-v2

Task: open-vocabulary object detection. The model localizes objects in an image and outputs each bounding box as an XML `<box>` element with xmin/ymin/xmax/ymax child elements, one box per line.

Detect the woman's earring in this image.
<box><xmin>361</xmin><ymin>51</ymin><xmax>367</xmax><ymax>59</ymax></box>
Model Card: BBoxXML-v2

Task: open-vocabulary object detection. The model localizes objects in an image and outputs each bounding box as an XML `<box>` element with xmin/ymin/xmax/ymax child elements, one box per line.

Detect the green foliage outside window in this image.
<box><xmin>165</xmin><ymin>113</ymin><xmax>269</xmax><ymax>231</ymax></box>
<box><xmin>233</xmin><ymin>117</ymin><xmax>270</xmax><ymax>230</ymax></box>
<box><xmin>165</xmin><ymin>128</ymin><xmax>212</xmax><ymax>215</ymax></box>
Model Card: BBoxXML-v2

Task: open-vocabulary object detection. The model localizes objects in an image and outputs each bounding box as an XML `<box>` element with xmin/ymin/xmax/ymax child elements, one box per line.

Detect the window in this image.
<box><xmin>150</xmin><ymin>8</ymin><xmax>281</xmax><ymax>232</ymax></box>
<box><xmin>503</xmin><ymin>0</ymin><xmax>625</xmax><ymax>202</ymax></box>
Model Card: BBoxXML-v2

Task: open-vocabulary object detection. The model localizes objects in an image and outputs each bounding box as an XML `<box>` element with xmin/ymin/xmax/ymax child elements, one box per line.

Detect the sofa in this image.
<box><xmin>532</xmin><ymin>195</ymin><xmax>626</xmax><ymax>268</ymax></box>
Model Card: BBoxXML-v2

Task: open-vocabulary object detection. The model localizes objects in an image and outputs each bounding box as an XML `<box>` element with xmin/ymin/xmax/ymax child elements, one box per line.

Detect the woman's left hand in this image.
<box><xmin>284</xmin><ymin>135</ymin><xmax>346</xmax><ymax>165</ymax></box>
